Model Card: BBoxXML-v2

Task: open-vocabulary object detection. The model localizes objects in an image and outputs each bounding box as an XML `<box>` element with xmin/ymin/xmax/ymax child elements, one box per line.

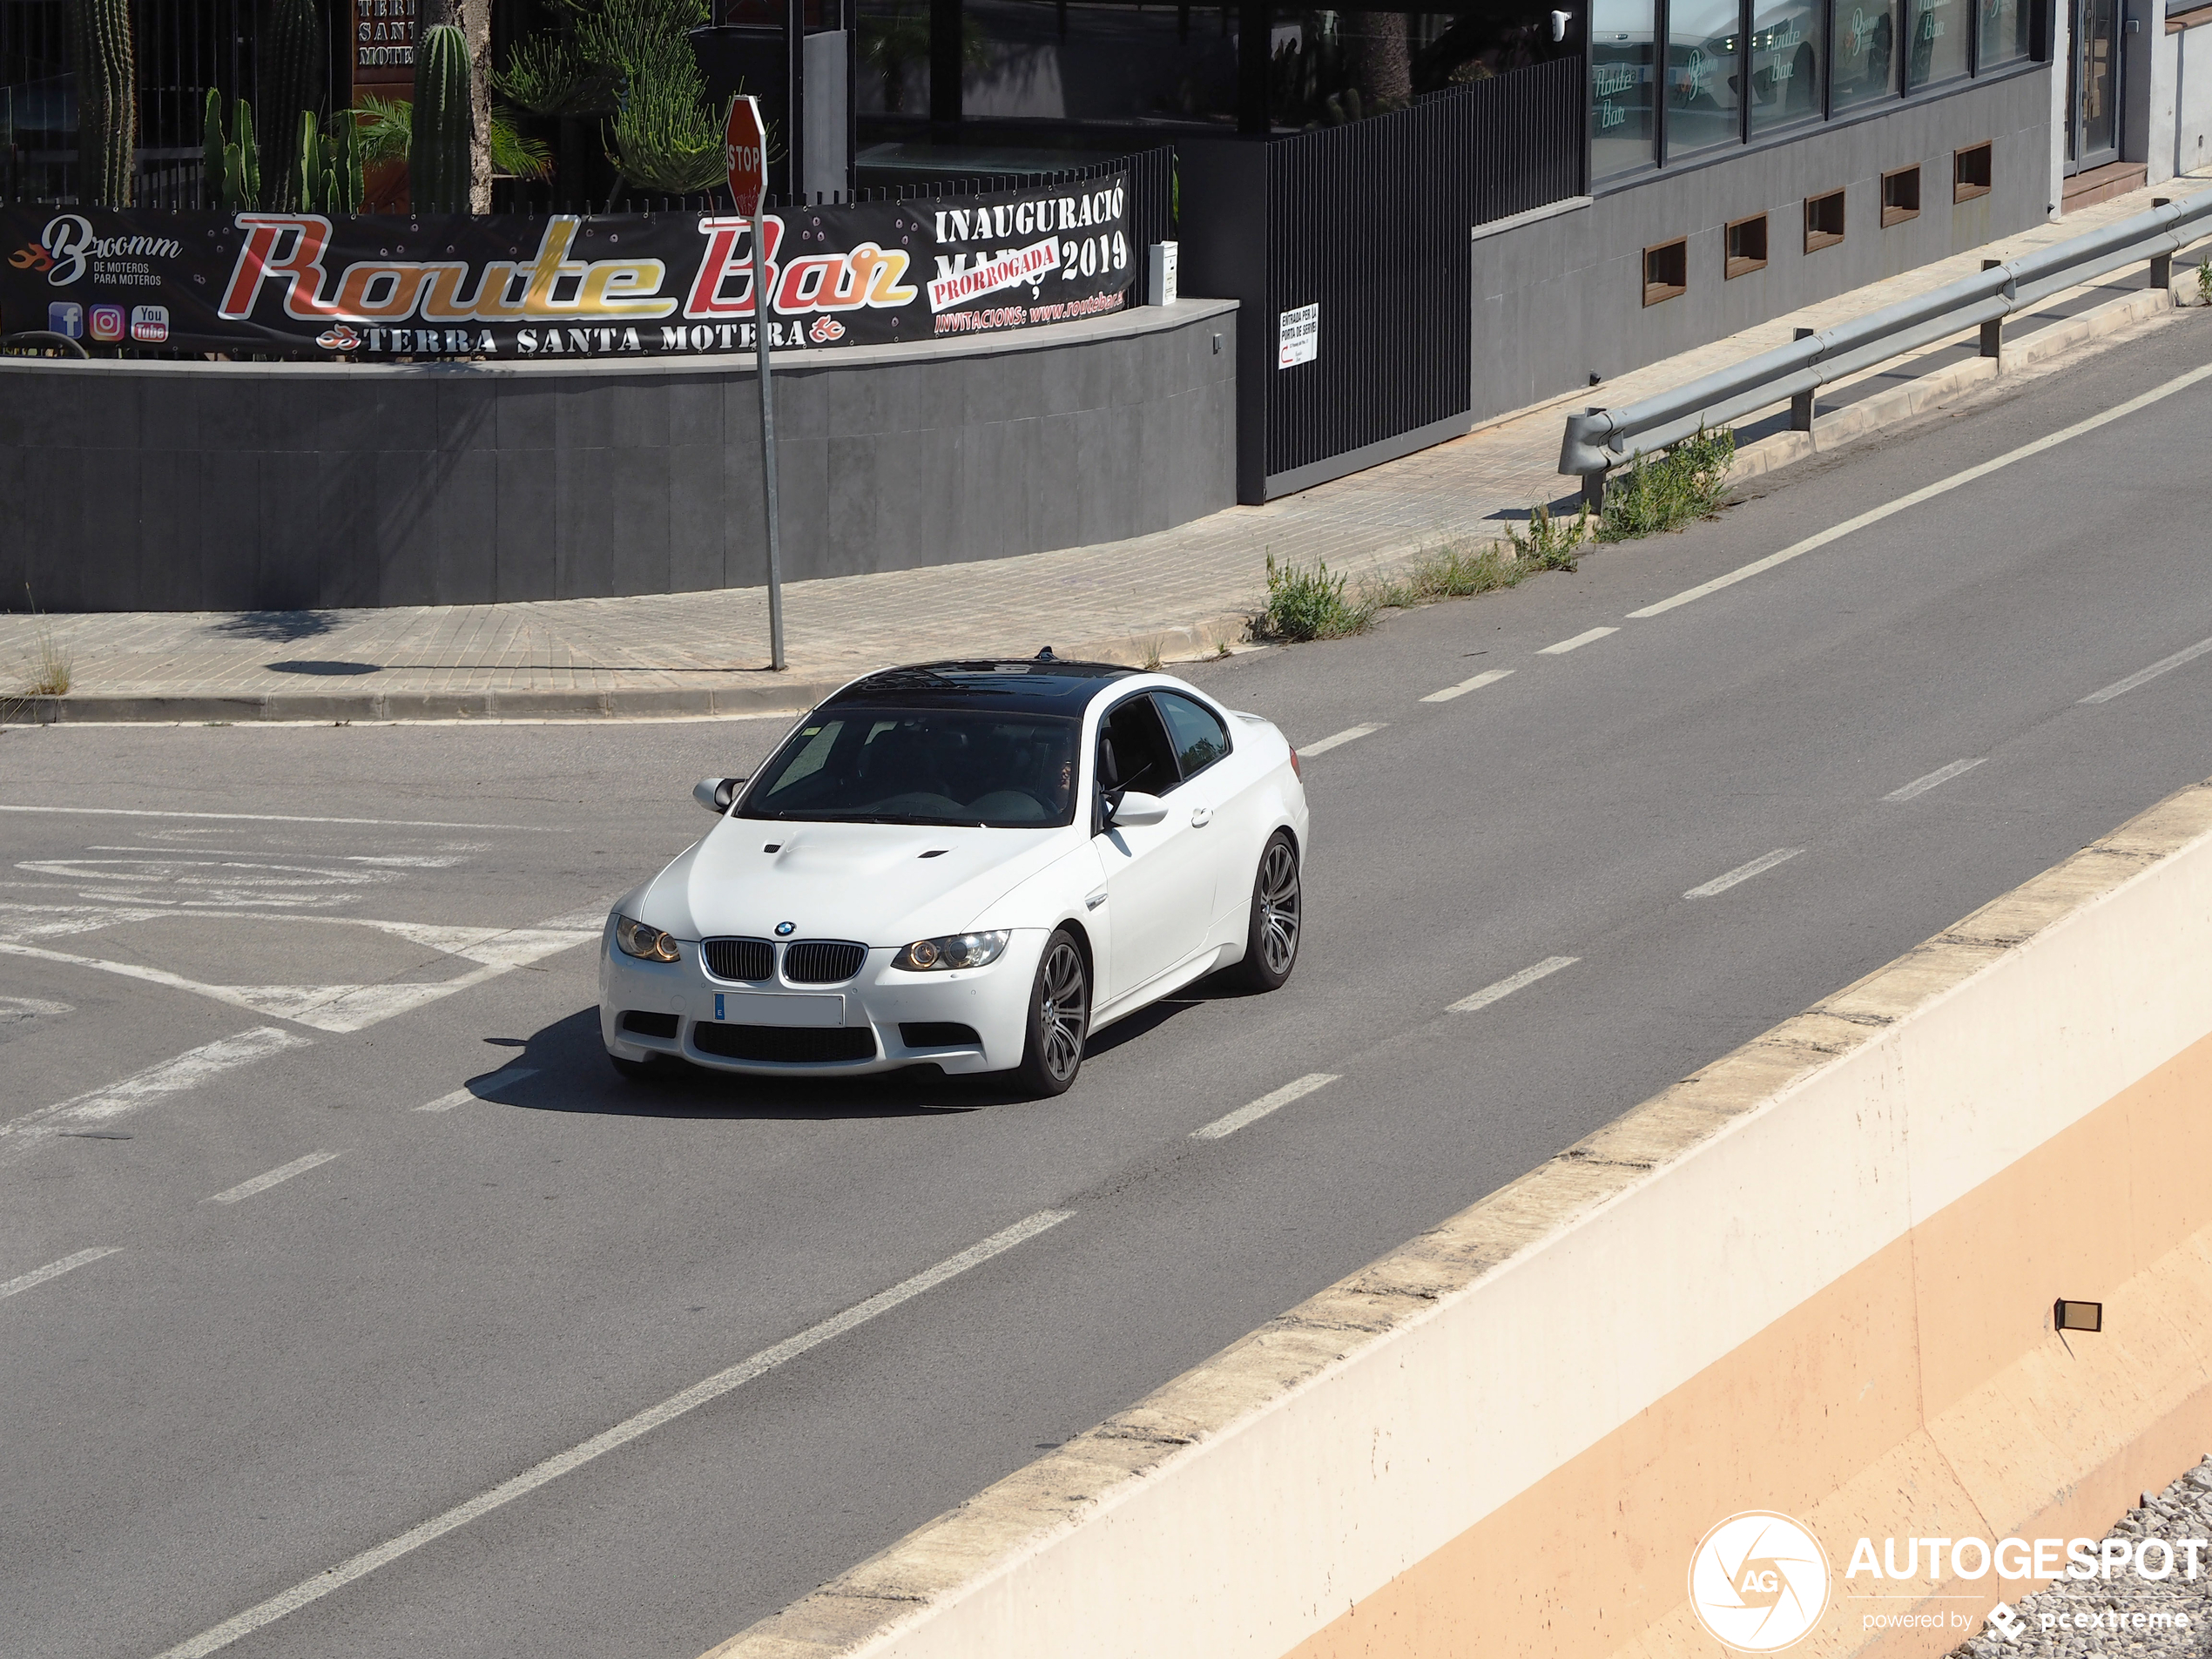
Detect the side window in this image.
<box><xmin>1155</xmin><ymin>692</ymin><xmax>1231</xmax><ymax>781</ymax></box>
<box><xmin>1097</xmin><ymin>696</ymin><xmax>1179</xmax><ymax>801</ymax></box>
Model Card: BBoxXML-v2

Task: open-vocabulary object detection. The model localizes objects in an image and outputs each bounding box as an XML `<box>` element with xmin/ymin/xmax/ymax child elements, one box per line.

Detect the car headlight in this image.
<box><xmin>615</xmin><ymin>914</ymin><xmax>682</xmax><ymax>963</ymax></box>
<box><xmin>893</xmin><ymin>930</ymin><xmax>1010</xmax><ymax>971</ymax></box>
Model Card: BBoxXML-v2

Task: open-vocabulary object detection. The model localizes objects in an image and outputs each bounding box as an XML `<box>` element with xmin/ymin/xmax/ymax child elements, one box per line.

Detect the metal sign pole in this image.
<box><xmin>752</xmin><ymin>203</ymin><xmax>785</xmax><ymax>672</ymax></box>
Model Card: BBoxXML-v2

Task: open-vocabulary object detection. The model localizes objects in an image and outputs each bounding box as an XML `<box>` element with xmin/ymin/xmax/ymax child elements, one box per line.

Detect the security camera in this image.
<box><xmin>1551</xmin><ymin>9</ymin><xmax>1571</xmax><ymax>39</ymax></box>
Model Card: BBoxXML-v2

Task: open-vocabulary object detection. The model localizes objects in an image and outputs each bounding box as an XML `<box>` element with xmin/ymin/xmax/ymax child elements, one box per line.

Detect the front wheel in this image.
<box><xmin>1011</xmin><ymin>927</ymin><xmax>1089</xmax><ymax>1096</ymax></box>
<box><xmin>1230</xmin><ymin>831</ymin><xmax>1302</xmax><ymax>992</ymax></box>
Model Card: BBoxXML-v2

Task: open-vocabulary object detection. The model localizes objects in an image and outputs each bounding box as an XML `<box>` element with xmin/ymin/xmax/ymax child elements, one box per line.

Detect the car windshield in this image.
<box><xmin>739</xmin><ymin>708</ymin><xmax>1079</xmax><ymax>827</ymax></box>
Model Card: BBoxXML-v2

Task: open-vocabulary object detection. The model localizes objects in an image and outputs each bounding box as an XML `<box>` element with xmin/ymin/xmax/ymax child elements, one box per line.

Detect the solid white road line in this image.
<box><xmin>1538</xmin><ymin>626</ymin><xmax>1619</xmax><ymax>655</ymax></box>
<box><xmin>1420</xmin><ymin>668</ymin><xmax>1515</xmax><ymax>704</ymax></box>
<box><xmin>1685</xmin><ymin>847</ymin><xmax>1805</xmax><ymax>899</ymax></box>
<box><xmin>204</xmin><ymin>1150</ymin><xmax>342</xmax><ymax>1206</ymax></box>
<box><xmin>0</xmin><ymin>804</ymin><xmax>563</xmax><ymax>832</ymax></box>
<box><xmin>1885</xmin><ymin>758</ymin><xmax>1987</xmax><ymax>802</ymax></box>
<box><xmin>1190</xmin><ymin>1074</ymin><xmax>1340</xmax><ymax>1140</ymax></box>
<box><xmin>1449</xmin><ymin>955</ymin><xmax>1581</xmax><ymax>1013</ymax></box>
<box><xmin>1627</xmin><ymin>361</ymin><xmax>2212</xmax><ymax>621</ymax></box>
<box><xmin>0</xmin><ymin>1028</ymin><xmax>312</xmax><ymax>1165</ymax></box>
<box><xmin>0</xmin><ymin>1246</ymin><xmax>120</xmax><ymax>1302</ymax></box>
<box><xmin>1299</xmin><ymin>723</ymin><xmax>1385</xmax><ymax>758</ymax></box>
<box><xmin>2080</xmin><ymin>637</ymin><xmax>2212</xmax><ymax>705</ymax></box>
<box><xmin>149</xmin><ymin>1208</ymin><xmax>1074</xmax><ymax>1659</ymax></box>
<box><xmin>415</xmin><ymin>1066</ymin><xmax>540</xmax><ymax>1113</ymax></box>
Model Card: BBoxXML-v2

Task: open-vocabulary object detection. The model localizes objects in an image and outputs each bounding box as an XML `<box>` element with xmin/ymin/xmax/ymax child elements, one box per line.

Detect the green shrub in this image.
<box><xmin>1506</xmin><ymin>502</ymin><xmax>1593</xmax><ymax>570</ymax></box>
<box><xmin>1596</xmin><ymin>427</ymin><xmax>1737</xmax><ymax>542</ymax></box>
<box><xmin>1368</xmin><ymin>542</ymin><xmax>1520</xmax><ymax>608</ymax></box>
<box><xmin>1252</xmin><ymin>553</ymin><xmax>1373</xmax><ymax>642</ymax></box>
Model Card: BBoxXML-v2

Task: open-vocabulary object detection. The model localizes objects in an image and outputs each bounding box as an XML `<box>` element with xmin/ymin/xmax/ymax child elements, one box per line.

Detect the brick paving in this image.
<box><xmin>3</xmin><ymin>180</ymin><xmax>2202</xmax><ymax>713</ymax></box>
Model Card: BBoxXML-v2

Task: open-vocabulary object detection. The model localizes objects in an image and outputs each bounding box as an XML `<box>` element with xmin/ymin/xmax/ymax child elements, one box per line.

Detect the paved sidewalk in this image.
<box><xmin>5</xmin><ymin>179</ymin><xmax>2208</xmax><ymax>721</ymax></box>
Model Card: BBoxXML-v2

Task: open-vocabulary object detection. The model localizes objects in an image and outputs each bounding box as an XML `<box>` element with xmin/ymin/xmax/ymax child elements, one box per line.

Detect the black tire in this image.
<box><xmin>1012</xmin><ymin>927</ymin><xmax>1089</xmax><ymax>1096</ymax></box>
<box><xmin>609</xmin><ymin>1051</ymin><xmax>672</xmax><ymax>1082</ymax></box>
<box><xmin>1231</xmin><ymin>831</ymin><xmax>1302</xmax><ymax>992</ymax></box>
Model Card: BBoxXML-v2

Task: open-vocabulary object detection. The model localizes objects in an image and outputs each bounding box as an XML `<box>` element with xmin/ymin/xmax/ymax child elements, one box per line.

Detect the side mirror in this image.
<box><xmin>694</xmin><ymin>777</ymin><xmax>744</xmax><ymax>813</ymax></box>
<box><xmin>1107</xmin><ymin>790</ymin><xmax>1170</xmax><ymax>828</ymax></box>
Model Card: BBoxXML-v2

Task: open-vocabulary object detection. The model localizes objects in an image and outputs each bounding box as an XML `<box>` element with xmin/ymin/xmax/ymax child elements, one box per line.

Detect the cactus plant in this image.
<box><xmin>201</xmin><ymin>93</ymin><xmax>263</xmax><ymax>211</ymax></box>
<box><xmin>65</xmin><ymin>0</ymin><xmax>137</xmax><ymax>206</ymax></box>
<box><xmin>410</xmin><ymin>22</ymin><xmax>475</xmax><ymax>212</ymax></box>
<box><xmin>256</xmin><ymin>0</ymin><xmax>325</xmax><ymax>207</ymax></box>
<box><xmin>298</xmin><ymin>110</ymin><xmax>364</xmax><ymax>213</ymax></box>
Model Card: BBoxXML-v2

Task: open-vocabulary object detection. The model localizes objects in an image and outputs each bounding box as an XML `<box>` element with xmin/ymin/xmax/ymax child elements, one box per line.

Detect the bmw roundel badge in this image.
<box><xmin>775</xmin><ymin>921</ymin><xmax>796</xmax><ymax>936</ymax></box>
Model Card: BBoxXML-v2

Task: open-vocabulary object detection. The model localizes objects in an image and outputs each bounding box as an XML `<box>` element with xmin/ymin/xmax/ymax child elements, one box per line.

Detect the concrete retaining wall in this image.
<box><xmin>703</xmin><ymin>772</ymin><xmax>2212</xmax><ymax>1659</ymax></box>
<box><xmin>0</xmin><ymin>300</ymin><xmax>1237</xmax><ymax>613</ymax></box>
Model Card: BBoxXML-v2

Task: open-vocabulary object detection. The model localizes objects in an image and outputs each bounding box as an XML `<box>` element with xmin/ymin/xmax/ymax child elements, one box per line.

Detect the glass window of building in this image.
<box><xmin>1665</xmin><ymin>0</ymin><xmax>1744</xmax><ymax>157</ymax></box>
<box><xmin>1831</xmin><ymin>0</ymin><xmax>1898</xmax><ymax>108</ymax></box>
<box><xmin>1591</xmin><ymin>0</ymin><xmax>1658</xmax><ymax>176</ymax></box>
<box><xmin>951</xmin><ymin>0</ymin><xmax>1242</xmax><ymax>127</ymax></box>
<box><xmin>856</xmin><ymin>0</ymin><xmax>932</xmax><ymax>116</ymax></box>
<box><xmin>1748</xmin><ymin>0</ymin><xmax>1821</xmax><ymax>131</ymax></box>
<box><xmin>1267</xmin><ymin>12</ymin><xmax>1548</xmax><ymax>131</ymax></box>
<box><xmin>1977</xmin><ymin>0</ymin><xmax>2033</xmax><ymax>67</ymax></box>
<box><xmin>1905</xmin><ymin>0</ymin><xmax>1969</xmax><ymax>84</ymax></box>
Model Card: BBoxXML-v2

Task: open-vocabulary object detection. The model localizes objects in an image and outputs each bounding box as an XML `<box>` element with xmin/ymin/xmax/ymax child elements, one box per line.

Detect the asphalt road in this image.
<box><xmin>8</xmin><ymin>310</ymin><xmax>2212</xmax><ymax>1659</ymax></box>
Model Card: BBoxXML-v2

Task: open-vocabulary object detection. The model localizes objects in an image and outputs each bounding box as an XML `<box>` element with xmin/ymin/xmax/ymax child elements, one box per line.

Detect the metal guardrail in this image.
<box><xmin>1559</xmin><ymin>189</ymin><xmax>2212</xmax><ymax>498</ymax></box>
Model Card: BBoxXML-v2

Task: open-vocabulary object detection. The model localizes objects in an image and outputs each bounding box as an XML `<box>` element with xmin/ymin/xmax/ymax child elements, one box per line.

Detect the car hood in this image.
<box><xmin>638</xmin><ymin>817</ymin><xmax>1079</xmax><ymax>944</ymax></box>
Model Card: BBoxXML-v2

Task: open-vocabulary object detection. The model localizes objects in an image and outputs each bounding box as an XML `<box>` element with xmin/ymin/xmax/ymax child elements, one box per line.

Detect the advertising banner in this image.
<box><xmin>0</xmin><ymin>173</ymin><xmax>1132</xmax><ymax>360</ymax></box>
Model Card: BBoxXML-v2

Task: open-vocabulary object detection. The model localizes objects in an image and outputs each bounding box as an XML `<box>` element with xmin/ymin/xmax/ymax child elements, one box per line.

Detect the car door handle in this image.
<box><xmin>1190</xmin><ymin>806</ymin><xmax>1212</xmax><ymax>826</ymax></box>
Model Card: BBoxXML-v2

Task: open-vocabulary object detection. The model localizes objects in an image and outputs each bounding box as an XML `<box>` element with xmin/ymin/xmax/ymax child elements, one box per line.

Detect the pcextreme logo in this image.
<box><xmin>1688</xmin><ymin>1511</ymin><xmax>1831</xmax><ymax>1652</ymax></box>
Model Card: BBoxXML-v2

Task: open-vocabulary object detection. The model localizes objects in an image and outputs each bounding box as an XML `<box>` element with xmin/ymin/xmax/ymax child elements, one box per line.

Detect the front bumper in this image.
<box><xmin>597</xmin><ymin>921</ymin><xmax>1042</xmax><ymax>1076</ymax></box>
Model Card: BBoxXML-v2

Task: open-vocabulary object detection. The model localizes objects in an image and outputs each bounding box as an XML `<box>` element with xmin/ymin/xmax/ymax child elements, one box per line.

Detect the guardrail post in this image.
<box><xmin>2150</xmin><ymin>199</ymin><xmax>2174</xmax><ymax>291</ymax></box>
<box><xmin>1581</xmin><ymin>408</ymin><xmax>1608</xmax><ymax>508</ymax></box>
<box><xmin>1979</xmin><ymin>260</ymin><xmax>2004</xmax><ymax>360</ymax></box>
<box><xmin>1790</xmin><ymin>329</ymin><xmax>1817</xmax><ymax>430</ymax></box>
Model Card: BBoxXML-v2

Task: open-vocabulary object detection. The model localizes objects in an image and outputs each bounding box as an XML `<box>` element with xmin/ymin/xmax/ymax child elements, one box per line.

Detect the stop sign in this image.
<box><xmin>725</xmin><ymin>96</ymin><xmax>768</xmax><ymax>217</ymax></box>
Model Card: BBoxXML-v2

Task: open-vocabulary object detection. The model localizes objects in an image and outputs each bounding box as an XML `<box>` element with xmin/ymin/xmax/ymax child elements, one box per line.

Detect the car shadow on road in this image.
<box><xmin>496</xmin><ymin>1008</ymin><xmax>1015</xmax><ymax>1120</ymax></box>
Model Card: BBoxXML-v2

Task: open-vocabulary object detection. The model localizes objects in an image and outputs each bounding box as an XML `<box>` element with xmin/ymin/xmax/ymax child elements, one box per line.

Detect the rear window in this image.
<box><xmin>740</xmin><ymin>709</ymin><xmax>1079</xmax><ymax>827</ymax></box>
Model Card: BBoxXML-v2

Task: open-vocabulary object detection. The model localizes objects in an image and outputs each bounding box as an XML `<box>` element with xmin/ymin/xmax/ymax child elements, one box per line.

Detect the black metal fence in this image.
<box><xmin>0</xmin><ymin>0</ymin><xmax>291</xmax><ymax>205</ymax></box>
<box><xmin>1181</xmin><ymin>56</ymin><xmax>1586</xmax><ymax>502</ymax></box>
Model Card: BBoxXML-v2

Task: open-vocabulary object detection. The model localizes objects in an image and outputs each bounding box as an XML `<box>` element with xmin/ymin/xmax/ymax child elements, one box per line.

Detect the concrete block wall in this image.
<box><xmin>1472</xmin><ymin>68</ymin><xmax>2054</xmax><ymax>421</ymax></box>
<box><xmin>0</xmin><ymin>300</ymin><xmax>1238</xmax><ymax>613</ymax></box>
<box><xmin>702</xmin><ymin>771</ymin><xmax>2212</xmax><ymax>1659</ymax></box>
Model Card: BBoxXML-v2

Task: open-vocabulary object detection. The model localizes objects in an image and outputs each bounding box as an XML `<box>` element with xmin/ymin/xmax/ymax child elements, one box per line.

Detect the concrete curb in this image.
<box><xmin>1725</xmin><ymin>284</ymin><xmax>2180</xmax><ymax>487</ymax></box>
<box><xmin>697</xmin><ymin>774</ymin><xmax>2212</xmax><ymax>1659</ymax></box>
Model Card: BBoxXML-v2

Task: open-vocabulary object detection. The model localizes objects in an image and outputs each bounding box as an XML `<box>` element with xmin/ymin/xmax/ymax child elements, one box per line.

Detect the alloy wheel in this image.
<box><xmin>1258</xmin><ymin>841</ymin><xmax>1301</xmax><ymax>976</ymax></box>
<box><xmin>1037</xmin><ymin>939</ymin><xmax>1089</xmax><ymax>1083</ymax></box>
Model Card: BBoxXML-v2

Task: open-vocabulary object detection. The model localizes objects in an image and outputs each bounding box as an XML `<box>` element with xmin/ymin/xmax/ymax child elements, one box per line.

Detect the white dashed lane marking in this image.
<box><xmin>204</xmin><ymin>1151</ymin><xmax>343</xmax><ymax>1206</ymax></box>
<box><xmin>1298</xmin><ymin>724</ymin><xmax>1385</xmax><ymax>758</ymax></box>
<box><xmin>1421</xmin><ymin>669</ymin><xmax>1514</xmax><ymax>704</ymax></box>
<box><xmin>0</xmin><ymin>1247</ymin><xmax>120</xmax><ymax>1303</ymax></box>
<box><xmin>2080</xmin><ymin>637</ymin><xmax>2212</xmax><ymax>705</ymax></box>
<box><xmin>1885</xmin><ymin>758</ymin><xmax>1986</xmax><ymax>802</ymax></box>
<box><xmin>415</xmin><ymin>1067</ymin><xmax>540</xmax><ymax>1113</ymax></box>
<box><xmin>1449</xmin><ymin>956</ymin><xmax>1580</xmax><ymax>1013</ymax></box>
<box><xmin>1190</xmin><ymin>1075</ymin><xmax>1339</xmax><ymax>1140</ymax></box>
<box><xmin>1685</xmin><ymin>848</ymin><xmax>1805</xmax><ymax>900</ymax></box>
<box><xmin>1538</xmin><ymin>627</ymin><xmax>1618</xmax><ymax>656</ymax></box>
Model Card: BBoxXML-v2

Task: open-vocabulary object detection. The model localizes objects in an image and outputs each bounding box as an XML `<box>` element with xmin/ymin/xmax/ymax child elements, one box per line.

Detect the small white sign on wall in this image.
<box><xmin>1278</xmin><ymin>302</ymin><xmax>1318</xmax><ymax>368</ymax></box>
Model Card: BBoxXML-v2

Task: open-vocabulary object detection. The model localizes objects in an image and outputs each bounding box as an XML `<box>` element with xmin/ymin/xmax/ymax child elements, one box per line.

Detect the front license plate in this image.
<box><xmin>712</xmin><ymin>992</ymin><xmax>844</xmax><ymax>1028</ymax></box>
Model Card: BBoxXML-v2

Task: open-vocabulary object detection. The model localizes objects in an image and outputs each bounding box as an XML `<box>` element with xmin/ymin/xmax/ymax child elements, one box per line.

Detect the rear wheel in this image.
<box><xmin>1012</xmin><ymin>927</ymin><xmax>1089</xmax><ymax>1096</ymax></box>
<box><xmin>1231</xmin><ymin>832</ymin><xmax>1301</xmax><ymax>992</ymax></box>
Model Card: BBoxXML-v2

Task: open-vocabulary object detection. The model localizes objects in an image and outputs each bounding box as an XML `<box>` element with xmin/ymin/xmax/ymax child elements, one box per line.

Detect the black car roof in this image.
<box><xmin>823</xmin><ymin>659</ymin><xmax>1140</xmax><ymax>716</ymax></box>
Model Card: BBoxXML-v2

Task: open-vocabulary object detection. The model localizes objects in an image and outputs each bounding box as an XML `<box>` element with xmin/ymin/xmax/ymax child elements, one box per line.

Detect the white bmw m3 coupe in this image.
<box><xmin>598</xmin><ymin>655</ymin><xmax>1309</xmax><ymax>1095</ymax></box>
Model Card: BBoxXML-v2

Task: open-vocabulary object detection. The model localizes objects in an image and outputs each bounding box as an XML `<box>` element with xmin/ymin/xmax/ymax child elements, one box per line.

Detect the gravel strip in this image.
<box><xmin>1950</xmin><ymin>1456</ymin><xmax>2212</xmax><ymax>1657</ymax></box>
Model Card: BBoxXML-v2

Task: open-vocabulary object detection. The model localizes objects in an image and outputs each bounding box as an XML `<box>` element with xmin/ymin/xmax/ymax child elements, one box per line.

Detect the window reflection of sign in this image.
<box><xmin>719</xmin><ymin>0</ymin><xmax>831</xmax><ymax>24</ymax></box>
<box><xmin>354</xmin><ymin>0</ymin><xmax>416</xmax><ymax>80</ymax></box>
